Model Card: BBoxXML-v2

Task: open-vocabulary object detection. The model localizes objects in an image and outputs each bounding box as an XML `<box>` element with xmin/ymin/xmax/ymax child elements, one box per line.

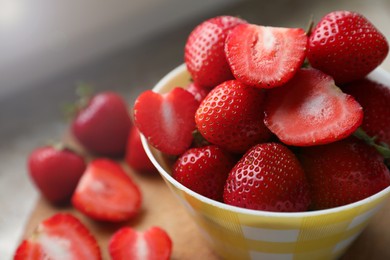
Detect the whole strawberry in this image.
<box><xmin>71</xmin><ymin>91</ymin><xmax>132</xmax><ymax>157</ymax></box>
<box><xmin>307</xmin><ymin>11</ymin><xmax>389</xmax><ymax>84</ymax></box>
<box><xmin>342</xmin><ymin>79</ymin><xmax>390</xmax><ymax>146</ymax></box>
<box><xmin>173</xmin><ymin>145</ymin><xmax>236</xmax><ymax>201</ymax></box>
<box><xmin>186</xmin><ymin>81</ymin><xmax>210</xmax><ymax>102</ymax></box>
<box><xmin>195</xmin><ymin>80</ymin><xmax>272</xmax><ymax>154</ymax></box>
<box><xmin>299</xmin><ymin>138</ymin><xmax>390</xmax><ymax>210</ymax></box>
<box><xmin>109</xmin><ymin>226</ymin><xmax>172</xmax><ymax>260</ymax></box>
<box><xmin>185</xmin><ymin>15</ymin><xmax>246</xmax><ymax>88</ymax></box>
<box><xmin>14</xmin><ymin>213</ymin><xmax>101</xmax><ymax>260</ymax></box>
<box><xmin>28</xmin><ymin>145</ymin><xmax>86</xmax><ymax>204</ymax></box>
<box><xmin>224</xmin><ymin>143</ymin><xmax>311</xmax><ymax>212</ymax></box>
<box><xmin>134</xmin><ymin>87</ymin><xmax>199</xmax><ymax>155</ymax></box>
<box><xmin>125</xmin><ymin>125</ymin><xmax>156</xmax><ymax>173</ymax></box>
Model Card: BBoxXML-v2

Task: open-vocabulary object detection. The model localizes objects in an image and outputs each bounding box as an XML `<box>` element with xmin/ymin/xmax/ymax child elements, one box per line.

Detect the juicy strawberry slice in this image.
<box><xmin>225</xmin><ymin>23</ymin><xmax>307</xmax><ymax>88</ymax></box>
<box><xmin>133</xmin><ymin>87</ymin><xmax>199</xmax><ymax>155</ymax></box>
<box><xmin>72</xmin><ymin>159</ymin><xmax>142</xmax><ymax>222</ymax></box>
<box><xmin>14</xmin><ymin>213</ymin><xmax>101</xmax><ymax>260</ymax></box>
<box><xmin>172</xmin><ymin>145</ymin><xmax>236</xmax><ymax>201</ymax></box>
<box><xmin>264</xmin><ymin>68</ymin><xmax>363</xmax><ymax>146</ymax></box>
<box><xmin>223</xmin><ymin>143</ymin><xmax>311</xmax><ymax>212</ymax></box>
<box><xmin>109</xmin><ymin>226</ymin><xmax>172</xmax><ymax>260</ymax></box>
<box><xmin>185</xmin><ymin>16</ymin><xmax>247</xmax><ymax>88</ymax></box>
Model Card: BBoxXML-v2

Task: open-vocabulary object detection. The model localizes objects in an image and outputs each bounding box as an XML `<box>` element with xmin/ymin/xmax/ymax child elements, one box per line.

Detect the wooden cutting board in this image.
<box><xmin>21</xmin><ymin>135</ymin><xmax>390</xmax><ymax>259</ymax></box>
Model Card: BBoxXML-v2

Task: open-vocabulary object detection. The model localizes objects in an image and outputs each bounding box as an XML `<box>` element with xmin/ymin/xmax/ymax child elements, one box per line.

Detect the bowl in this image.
<box><xmin>141</xmin><ymin>63</ymin><xmax>390</xmax><ymax>260</ymax></box>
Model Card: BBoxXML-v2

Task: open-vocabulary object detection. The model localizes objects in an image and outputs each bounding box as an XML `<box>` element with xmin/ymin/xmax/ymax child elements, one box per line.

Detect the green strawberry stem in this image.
<box><xmin>305</xmin><ymin>15</ymin><xmax>315</xmax><ymax>37</ymax></box>
<box><xmin>62</xmin><ymin>83</ymin><xmax>94</xmax><ymax>121</ymax></box>
<box><xmin>353</xmin><ymin>127</ymin><xmax>390</xmax><ymax>159</ymax></box>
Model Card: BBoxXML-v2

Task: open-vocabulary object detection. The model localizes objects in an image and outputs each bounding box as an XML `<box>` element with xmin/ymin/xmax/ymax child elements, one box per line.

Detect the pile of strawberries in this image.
<box><xmin>16</xmin><ymin>91</ymin><xmax>171</xmax><ymax>258</ymax></box>
<box><xmin>134</xmin><ymin>11</ymin><xmax>390</xmax><ymax>213</ymax></box>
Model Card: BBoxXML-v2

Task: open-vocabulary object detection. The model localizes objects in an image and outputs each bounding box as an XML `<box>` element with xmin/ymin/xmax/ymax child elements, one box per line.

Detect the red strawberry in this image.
<box><xmin>14</xmin><ymin>213</ymin><xmax>101</xmax><ymax>260</ymax></box>
<box><xmin>27</xmin><ymin>145</ymin><xmax>86</xmax><ymax>204</ymax></box>
<box><xmin>224</xmin><ymin>143</ymin><xmax>311</xmax><ymax>212</ymax></box>
<box><xmin>299</xmin><ymin>138</ymin><xmax>390</xmax><ymax>209</ymax></box>
<box><xmin>71</xmin><ymin>91</ymin><xmax>132</xmax><ymax>157</ymax></box>
<box><xmin>264</xmin><ymin>68</ymin><xmax>363</xmax><ymax>146</ymax></box>
<box><xmin>109</xmin><ymin>226</ymin><xmax>172</xmax><ymax>260</ymax></box>
<box><xmin>72</xmin><ymin>159</ymin><xmax>142</xmax><ymax>222</ymax></box>
<box><xmin>172</xmin><ymin>145</ymin><xmax>236</xmax><ymax>201</ymax></box>
<box><xmin>134</xmin><ymin>87</ymin><xmax>199</xmax><ymax>155</ymax></box>
<box><xmin>307</xmin><ymin>11</ymin><xmax>389</xmax><ymax>84</ymax></box>
<box><xmin>195</xmin><ymin>80</ymin><xmax>272</xmax><ymax>154</ymax></box>
<box><xmin>186</xmin><ymin>81</ymin><xmax>210</xmax><ymax>102</ymax></box>
<box><xmin>225</xmin><ymin>23</ymin><xmax>307</xmax><ymax>88</ymax></box>
<box><xmin>125</xmin><ymin>125</ymin><xmax>156</xmax><ymax>173</ymax></box>
<box><xmin>342</xmin><ymin>78</ymin><xmax>390</xmax><ymax>145</ymax></box>
<box><xmin>184</xmin><ymin>16</ymin><xmax>247</xmax><ymax>88</ymax></box>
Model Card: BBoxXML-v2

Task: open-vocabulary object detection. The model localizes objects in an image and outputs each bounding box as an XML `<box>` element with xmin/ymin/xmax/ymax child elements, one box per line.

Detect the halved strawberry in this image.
<box><xmin>264</xmin><ymin>68</ymin><xmax>363</xmax><ymax>146</ymax></box>
<box><xmin>109</xmin><ymin>226</ymin><xmax>172</xmax><ymax>260</ymax></box>
<box><xmin>14</xmin><ymin>213</ymin><xmax>101</xmax><ymax>260</ymax></box>
<box><xmin>133</xmin><ymin>87</ymin><xmax>199</xmax><ymax>155</ymax></box>
<box><xmin>225</xmin><ymin>23</ymin><xmax>307</xmax><ymax>88</ymax></box>
<box><xmin>72</xmin><ymin>159</ymin><xmax>142</xmax><ymax>222</ymax></box>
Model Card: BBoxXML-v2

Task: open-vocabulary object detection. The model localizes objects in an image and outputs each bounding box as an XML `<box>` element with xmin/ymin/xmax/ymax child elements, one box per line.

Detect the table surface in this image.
<box><xmin>2</xmin><ymin>0</ymin><xmax>390</xmax><ymax>259</ymax></box>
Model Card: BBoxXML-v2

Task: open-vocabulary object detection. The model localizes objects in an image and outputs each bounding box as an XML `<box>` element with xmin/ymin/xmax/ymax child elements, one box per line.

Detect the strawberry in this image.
<box><xmin>299</xmin><ymin>138</ymin><xmax>390</xmax><ymax>209</ymax></box>
<box><xmin>71</xmin><ymin>91</ymin><xmax>132</xmax><ymax>157</ymax></box>
<box><xmin>342</xmin><ymin>78</ymin><xmax>390</xmax><ymax>146</ymax></box>
<box><xmin>223</xmin><ymin>143</ymin><xmax>311</xmax><ymax>212</ymax></box>
<box><xmin>125</xmin><ymin>125</ymin><xmax>156</xmax><ymax>173</ymax></box>
<box><xmin>307</xmin><ymin>11</ymin><xmax>389</xmax><ymax>84</ymax></box>
<box><xmin>264</xmin><ymin>68</ymin><xmax>363</xmax><ymax>146</ymax></box>
<box><xmin>72</xmin><ymin>159</ymin><xmax>142</xmax><ymax>222</ymax></box>
<box><xmin>225</xmin><ymin>23</ymin><xmax>307</xmax><ymax>88</ymax></box>
<box><xmin>172</xmin><ymin>145</ymin><xmax>236</xmax><ymax>201</ymax></box>
<box><xmin>109</xmin><ymin>226</ymin><xmax>172</xmax><ymax>260</ymax></box>
<box><xmin>14</xmin><ymin>213</ymin><xmax>101</xmax><ymax>260</ymax></box>
<box><xmin>186</xmin><ymin>81</ymin><xmax>210</xmax><ymax>102</ymax></box>
<box><xmin>195</xmin><ymin>80</ymin><xmax>272</xmax><ymax>154</ymax></box>
<box><xmin>184</xmin><ymin>15</ymin><xmax>246</xmax><ymax>88</ymax></box>
<box><xmin>134</xmin><ymin>87</ymin><xmax>199</xmax><ymax>155</ymax></box>
<box><xmin>27</xmin><ymin>145</ymin><xmax>86</xmax><ymax>204</ymax></box>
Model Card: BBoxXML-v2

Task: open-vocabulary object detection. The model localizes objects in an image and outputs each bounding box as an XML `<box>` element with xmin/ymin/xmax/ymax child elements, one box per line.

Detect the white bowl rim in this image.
<box><xmin>141</xmin><ymin>63</ymin><xmax>390</xmax><ymax>219</ymax></box>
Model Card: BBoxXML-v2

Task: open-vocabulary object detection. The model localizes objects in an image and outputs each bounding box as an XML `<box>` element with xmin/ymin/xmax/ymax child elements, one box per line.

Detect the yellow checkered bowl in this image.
<box><xmin>141</xmin><ymin>64</ymin><xmax>390</xmax><ymax>260</ymax></box>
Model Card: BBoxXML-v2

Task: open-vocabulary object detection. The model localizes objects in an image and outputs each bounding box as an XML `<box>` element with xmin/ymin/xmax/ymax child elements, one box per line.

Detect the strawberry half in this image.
<box><xmin>299</xmin><ymin>138</ymin><xmax>390</xmax><ymax>209</ymax></box>
<box><xmin>109</xmin><ymin>226</ymin><xmax>172</xmax><ymax>260</ymax></box>
<box><xmin>307</xmin><ymin>11</ymin><xmax>389</xmax><ymax>84</ymax></box>
<box><xmin>342</xmin><ymin>78</ymin><xmax>390</xmax><ymax>146</ymax></box>
<box><xmin>223</xmin><ymin>143</ymin><xmax>311</xmax><ymax>212</ymax></box>
<box><xmin>134</xmin><ymin>87</ymin><xmax>199</xmax><ymax>155</ymax></box>
<box><xmin>264</xmin><ymin>68</ymin><xmax>363</xmax><ymax>146</ymax></box>
<box><xmin>225</xmin><ymin>23</ymin><xmax>307</xmax><ymax>88</ymax></box>
<box><xmin>184</xmin><ymin>16</ymin><xmax>247</xmax><ymax>88</ymax></box>
<box><xmin>72</xmin><ymin>159</ymin><xmax>142</xmax><ymax>222</ymax></box>
<box><xmin>172</xmin><ymin>145</ymin><xmax>236</xmax><ymax>201</ymax></box>
<box><xmin>195</xmin><ymin>80</ymin><xmax>272</xmax><ymax>154</ymax></box>
<box><xmin>14</xmin><ymin>213</ymin><xmax>101</xmax><ymax>260</ymax></box>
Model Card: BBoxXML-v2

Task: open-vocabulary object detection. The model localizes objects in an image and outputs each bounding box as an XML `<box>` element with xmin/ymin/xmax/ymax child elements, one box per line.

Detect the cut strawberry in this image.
<box><xmin>225</xmin><ymin>23</ymin><xmax>307</xmax><ymax>88</ymax></box>
<box><xmin>72</xmin><ymin>159</ymin><xmax>142</xmax><ymax>222</ymax></box>
<box><xmin>14</xmin><ymin>213</ymin><xmax>101</xmax><ymax>260</ymax></box>
<box><xmin>109</xmin><ymin>226</ymin><xmax>172</xmax><ymax>260</ymax></box>
<box><xmin>264</xmin><ymin>68</ymin><xmax>363</xmax><ymax>146</ymax></box>
<box><xmin>133</xmin><ymin>87</ymin><xmax>199</xmax><ymax>155</ymax></box>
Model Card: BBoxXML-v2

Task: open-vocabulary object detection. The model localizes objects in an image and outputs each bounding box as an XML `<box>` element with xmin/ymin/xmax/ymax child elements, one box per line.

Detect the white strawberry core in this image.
<box><xmin>76</xmin><ymin>171</ymin><xmax>105</xmax><ymax>193</ymax></box>
<box><xmin>263</xmin><ymin>27</ymin><xmax>276</xmax><ymax>51</ymax></box>
<box><xmin>38</xmin><ymin>234</ymin><xmax>73</xmax><ymax>259</ymax></box>
<box><xmin>135</xmin><ymin>232</ymin><xmax>149</xmax><ymax>259</ymax></box>
<box><xmin>161</xmin><ymin>99</ymin><xmax>175</xmax><ymax>138</ymax></box>
<box><xmin>298</xmin><ymin>93</ymin><xmax>332</xmax><ymax>123</ymax></box>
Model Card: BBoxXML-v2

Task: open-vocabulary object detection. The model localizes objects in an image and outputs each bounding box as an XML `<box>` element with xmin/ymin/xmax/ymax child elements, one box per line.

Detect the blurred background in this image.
<box><xmin>1</xmin><ymin>0</ymin><xmax>389</xmax><ymax>258</ymax></box>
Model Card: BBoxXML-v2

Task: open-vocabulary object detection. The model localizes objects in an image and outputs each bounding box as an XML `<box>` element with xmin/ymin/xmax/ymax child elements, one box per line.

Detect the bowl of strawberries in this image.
<box><xmin>134</xmin><ymin>11</ymin><xmax>390</xmax><ymax>259</ymax></box>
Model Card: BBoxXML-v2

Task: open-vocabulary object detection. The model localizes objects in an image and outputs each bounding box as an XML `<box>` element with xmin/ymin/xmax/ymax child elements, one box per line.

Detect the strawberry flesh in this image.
<box><xmin>264</xmin><ymin>68</ymin><xmax>363</xmax><ymax>146</ymax></box>
<box><xmin>72</xmin><ymin>159</ymin><xmax>142</xmax><ymax>222</ymax></box>
<box><xmin>109</xmin><ymin>226</ymin><xmax>172</xmax><ymax>260</ymax></box>
<box><xmin>225</xmin><ymin>23</ymin><xmax>307</xmax><ymax>88</ymax></box>
<box><xmin>134</xmin><ymin>87</ymin><xmax>199</xmax><ymax>155</ymax></box>
<box><xmin>14</xmin><ymin>213</ymin><xmax>101</xmax><ymax>260</ymax></box>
